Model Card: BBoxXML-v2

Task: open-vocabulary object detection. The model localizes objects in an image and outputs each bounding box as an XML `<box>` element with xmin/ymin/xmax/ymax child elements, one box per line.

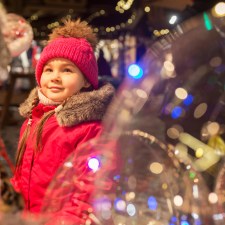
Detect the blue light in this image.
<box><xmin>114</xmin><ymin>198</ymin><xmax>126</xmax><ymax>211</ymax></box>
<box><xmin>147</xmin><ymin>196</ymin><xmax>158</xmax><ymax>210</ymax></box>
<box><xmin>171</xmin><ymin>106</ymin><xmax>183</xmax><ymax>119</ymax></box>
<box><xmin>170</xmin><ymin>216</ymin><xmax>177</xmax><ymax>223</ymax></box>
<box><xmin>195</xmin><ymin>219</ymin><xmax>202</xmax><ymax>225</ymax></box>
<box><xmin>215</xmin><ymin>64</ymin><xmax>225</xmax><ymax>74</ymax></box>
<box><xmin>113</xmin><ymin>174</ymin><xmax>121</xmax><ymax>181</ymax></box>
<box><xmin>181</xmin><ymin>215</ymin><xmax>188</xmax><ymax>220</ymax></box>
<box><xmin>128</xmin><ymin>64</ymin><xmax>143</xmax><ymax>79</ymax></box>
<box><xmin>181</xmin><ymin>221</ymin><xmax>190</xmax><ymax>225</ymax></box>
<box><xmin>183</xmin><ymin>94</ymin><xmax>194</xmax><ymax>106</ymax></box>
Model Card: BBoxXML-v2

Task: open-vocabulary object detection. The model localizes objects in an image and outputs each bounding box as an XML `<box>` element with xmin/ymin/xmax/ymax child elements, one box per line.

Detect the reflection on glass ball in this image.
<box><xmin>2</xmin><ymin>13</ymin><xmax>33</xmax><ymax>57</ymax></box>
<box><xmin>41</xmin><ymin>135</ymin><xmax>217</xmax><ymax>225</ymax></box>
<box><xmin>93</xmin><ymin>133</ymin><xmax>216</xmax><ymax>225</ymax></box>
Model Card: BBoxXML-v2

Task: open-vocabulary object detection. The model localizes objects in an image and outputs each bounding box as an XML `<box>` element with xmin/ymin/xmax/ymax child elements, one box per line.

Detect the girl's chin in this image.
<box><xmin>47</xmin><ymin>95</ymin><xmax>65</xmax><ymax>102</ymax></box>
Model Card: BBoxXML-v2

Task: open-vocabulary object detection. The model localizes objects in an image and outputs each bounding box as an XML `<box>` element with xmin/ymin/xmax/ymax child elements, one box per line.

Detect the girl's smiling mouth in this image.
<box><xmin>49</xmin><ymin>86</ymin><xmax>64</xmax><ymax>92</ymax></box>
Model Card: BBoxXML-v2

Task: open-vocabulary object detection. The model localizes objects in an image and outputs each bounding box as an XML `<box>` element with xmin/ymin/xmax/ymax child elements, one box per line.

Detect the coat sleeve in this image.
<box><xmin>43</xmin><ymin>122</ymin><xmax>117</xmax><ymax>225</ymax></box>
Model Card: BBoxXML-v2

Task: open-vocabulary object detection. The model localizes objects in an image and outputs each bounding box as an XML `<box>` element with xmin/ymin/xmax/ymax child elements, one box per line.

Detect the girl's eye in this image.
<box><xmin>43</xmin><ymin>68</ymin><xmax>52</xmax><ymax>72</ymax></box>
<box><xmin>64</xmin><ymin>68</ymin><xmax>73</xmax><ymax>73</ymax></box>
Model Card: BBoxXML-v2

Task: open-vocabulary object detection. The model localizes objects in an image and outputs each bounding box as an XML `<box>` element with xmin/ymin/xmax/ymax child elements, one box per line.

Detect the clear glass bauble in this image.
<box><xmin>2</xmin><ymin>13</ymin><xmax>33</xmax><ymax>57</ymax></box>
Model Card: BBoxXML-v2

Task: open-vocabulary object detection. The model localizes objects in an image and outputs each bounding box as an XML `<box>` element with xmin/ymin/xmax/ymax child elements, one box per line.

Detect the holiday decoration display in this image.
<box><xmin>0</xmin><ymin>2</ymin><xmax>224</xmax><ymax>225</ymax></box>
<box><xmin>2</xmin><ymin>13</ymin><xmax>33</xmax><ymax>57</ymax></box>
<box><xmin>0</xmin><ymin>2</ymin><xmax>11</xmax><ymax>84</ymax></box>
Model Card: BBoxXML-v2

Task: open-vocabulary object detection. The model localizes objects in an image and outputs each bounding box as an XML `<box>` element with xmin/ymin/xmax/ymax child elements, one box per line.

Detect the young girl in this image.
<box><xmin>11</xmin><ymin>19</ymin><xmax>115</xmax><ymax>224</ymax></box>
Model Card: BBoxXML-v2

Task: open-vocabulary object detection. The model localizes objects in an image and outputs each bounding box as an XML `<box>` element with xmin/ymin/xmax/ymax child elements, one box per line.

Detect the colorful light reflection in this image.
<box><xmin>183</xmin><ymin>94</ymin><xmax>194</xmax><ymax>106</ymax></box>
<box><xmin>181</xmin><ymin>220</ymin><xmax>190</xmax><ymax>225</ymax></box>
<box><xmin>88</xmin><ymin>157</ymin><xmax>100</xmax><ymax>172</ymax></box>
<box><xmin>171</xmin><ymin>106</ymin><xmax>183</xmax><ymax>119</ymax></box>
<box><xmin>128</xmin><ymin>64</ymin><xmax>144</xmax><ymax>79</ymax></box>
<box><xmin>147</xmin><ymin>196</ymin><xmax>158</xmax><ymax>210</ymax></box>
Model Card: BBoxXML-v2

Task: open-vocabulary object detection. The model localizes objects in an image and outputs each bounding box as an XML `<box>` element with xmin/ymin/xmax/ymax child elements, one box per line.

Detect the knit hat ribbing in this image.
<box><xmin>35</xmin><ymin>37</ymin><xmax>98</xmax><ymax>89</ymax></box>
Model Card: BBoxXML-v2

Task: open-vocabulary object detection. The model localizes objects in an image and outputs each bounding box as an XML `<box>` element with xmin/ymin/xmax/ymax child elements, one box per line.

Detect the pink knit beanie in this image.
<box><xmin>35</xmin><ymin>37</ymin><xmax>98</xmax><ymax>89</ymax></box>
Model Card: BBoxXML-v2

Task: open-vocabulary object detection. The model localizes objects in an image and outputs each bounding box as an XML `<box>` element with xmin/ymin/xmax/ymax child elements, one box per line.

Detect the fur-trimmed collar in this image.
<box><xmin>19</xmin><ymin>83</ymin><xmax>115</xmax><ymax>127</ymax></box>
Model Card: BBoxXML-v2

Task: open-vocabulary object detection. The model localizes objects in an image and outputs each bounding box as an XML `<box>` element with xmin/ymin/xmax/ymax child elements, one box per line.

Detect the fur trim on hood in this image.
<box><xmin>19</xmin><ymin>83</ymin><xmax>115</xmax><ymax>127</ymax></box>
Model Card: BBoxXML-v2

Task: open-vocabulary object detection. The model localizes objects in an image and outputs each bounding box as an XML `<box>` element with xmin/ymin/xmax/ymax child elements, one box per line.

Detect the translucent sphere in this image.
<box><xmin>41</xmin><ymin>5</ymin><xmax>225</xmax><ymax>225</ymax></box>
<box><xmin>0</xmin><ymin>3</ymin><xmax>11</xmax><ymax>82</ymax></box>
<box><xmin>2</xmin><ymin>13</ymin><xmax>33</xmax><ymax>57</ymax></box>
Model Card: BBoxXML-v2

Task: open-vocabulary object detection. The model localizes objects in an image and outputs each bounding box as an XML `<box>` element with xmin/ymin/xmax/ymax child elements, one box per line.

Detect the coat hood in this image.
<box><xmin>19</xmin><ymin>83</ymin><xmax>115</xmax><ymax>127</ymax></box>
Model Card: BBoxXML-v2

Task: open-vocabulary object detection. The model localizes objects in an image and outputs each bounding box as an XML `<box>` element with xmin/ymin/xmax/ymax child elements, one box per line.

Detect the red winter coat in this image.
<box><xmin>11</xmin><ymin>83</ymin><xmax>115</xmax><ymax>224</ymax></box>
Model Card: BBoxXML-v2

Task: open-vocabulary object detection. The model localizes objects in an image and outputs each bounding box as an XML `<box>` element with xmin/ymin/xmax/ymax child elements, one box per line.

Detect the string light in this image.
<box><xmin>115</xmin><ymin>0</ymin><xmax>134</xmax><ymax>14</ymax></box>
<box><xmin>153</xmin><ymin>29</ymin><xmax>170</xmax><ymax>37</ymax></box>
<box><xmin>144</xmin><ymin>6</ymin><xmax>151</xmax><ymax>13</ymax></box>
<box><xmin>86</xmin><ymin>10</ymin><xmax>105</xmax><ymax>23</ymax></box>
<box><xmin>27</xmin><ymin>0</ymin><xmax>138</xmax><ymax>39</ymax></box>
<box><xmin>97</xmin><ymin>12</ymin><xmax>137</xmax><ymax>35</ymax></box>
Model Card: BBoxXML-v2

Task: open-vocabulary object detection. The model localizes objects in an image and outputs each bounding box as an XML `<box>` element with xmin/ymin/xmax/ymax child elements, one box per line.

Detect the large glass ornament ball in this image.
<box><xmin>2</xmin><ymin>13</ymin><xmax>33</xmax><ymax>57</ymax></box>
<box><xmin>41</xmin><ymin>4</ymin><xmax>225</xmax><ymax>225</ymax></box>
<box><xmin>41</xmin><ymin>136</ymin><xmax>217</xmax><ymax>225</ymax></box>
<box><xmin>0</xmin><ymin>3</ymin><xmax>11</xmax><ymax>82</ymax></box>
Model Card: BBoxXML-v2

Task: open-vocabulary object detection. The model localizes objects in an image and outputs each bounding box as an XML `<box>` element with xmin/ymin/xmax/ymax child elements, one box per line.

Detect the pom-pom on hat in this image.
<box><xmin>35</xmin><ymin>19</ymin><xmax>98</xmax><ymax>89</ymax></box>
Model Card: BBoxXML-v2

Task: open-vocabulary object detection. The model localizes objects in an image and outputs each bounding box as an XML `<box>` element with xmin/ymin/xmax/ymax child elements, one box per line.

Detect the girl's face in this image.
<box><xmin>40</xmin><ymin>58</ymin><xmax>90</xmax><ymax>102</ymax></box>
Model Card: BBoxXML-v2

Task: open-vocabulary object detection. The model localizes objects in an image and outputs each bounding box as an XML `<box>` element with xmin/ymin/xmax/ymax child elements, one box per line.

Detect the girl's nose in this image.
<box><xmin>51</xmin><ymin>71</ymin><xmax>61</xmax><ymax>82</ymax></box>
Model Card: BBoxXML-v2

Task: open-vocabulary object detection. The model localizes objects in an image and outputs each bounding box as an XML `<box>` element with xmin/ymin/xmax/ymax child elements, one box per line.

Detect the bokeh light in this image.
<box><xmin>88</xmin><ymin>157</ymin><xmax>100</xmax><ymax>172</ymax></box>
<box><xmin>128</xmin><ymin>64</ymin><xmax>144</xmax><ymax>79</ymax></box>
<box><xmin>183</xmin><ymin>94</ymin><xmax>194</xmax><ymax>106</ymax></box>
